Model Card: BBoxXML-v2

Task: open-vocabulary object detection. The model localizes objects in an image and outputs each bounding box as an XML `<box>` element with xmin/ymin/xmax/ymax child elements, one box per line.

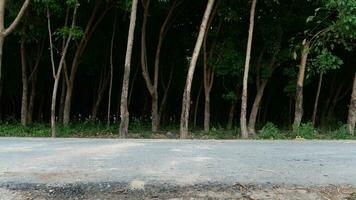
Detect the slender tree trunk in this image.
<box><xmin>312</xmin><ymin>73</ymin><xmax>323</xmax><ymax>126</ymax></box>
<box><xmin>180</xmin><ymin>0</ymin><xmax>215</xmax><ymax>138</ymax></box>
<box><xmin>0</xmin><ymin>0</ymin><xmax>30</xmax><ymax>81</ymax></box>
<box><xmin>36</xmin><ymin>95</ymin><xmax>44</xmax><ymax>121</ymax></box>
<box><xmin>326</xmin><ymin>83</ymin><xmax>351</xmax><ymax>122</ymax></box>
<box><xmin>293</xmin><ymin>41</ymin><xmax>309</xmax><ymax>130</ymax></box>
<box><xmin>348</xmin><ymin>73</ymin><xmax>356</xmax><ymax>135</ymax></box>
<box><xmin>48</xmin><ymin>3</ymin><xmax>78</xmax><ymax>137</ymax></box>
<box><xmin>240</xmin><ymin>0</ymin><xmax>257</xmax><ymax>139</ymax></box>
<box><xmin>119</xmin><ymin>0</ymin><xmax>138</xmax><ymax>138</ymax></box>
<box><xmin>63</xmin><ymin>84</ymin><xmax>72</xmax><ymax>125</ymax></box>
<box><xmin>193</xmin><ymin>82</ymin><xmax>203</xmax><ymax>128</ymax></box>
<box><xmin>0</xmin><ymin>37</ymin><xmax>3</xmax><ymax>99</ymax></box>
<box><xmin>59</xmin><ymin>78</ymin><xmax>66</xmax><ymax>123</ymax></box>
<box><xmin>202</xmin><ymin>2</ymin><xmax>220</xmax><ymax>132</ymax></box>
<box><xmin>107</xmin><ymin>12</ymin><xmax>117</xmax><ymax>128</ymax></box>
<box><xmin>63</xmin><ymin>1</ymin><xmax>113</xmax><ymax>126</ymax></box>
<box><xmin>92</xmin><ymin>70</ymin><xmax>109</xmax><ymax>120</ymax></box>
<box><xmin>159</xmin><ymin>65</ymin><xmax>174</xmax><ymax>126</ymax></box>
<box><xmin>227</xmin><ymin>103</ymin><xmax>236</xmax><ymax>130</ymax></box>
<box><xmin>128</xmin><ymin>65</ymin><xmax>139</xmax><ymax>107</ymax></box>
<box><xmin>0</xmin><ymin>74</ymin><xmax>3</xmax><ymax>120</ymax></box>
<box><xmin>27</xmin><ymin>67</ymin><xmax>38</xmax><ymax>124</ymax></box>
<box><xmin>247</xmin><ymin>80</ymin><xmax>267</xmax><ymax>134</ymax></box>
<box><xmin>20</xmin><ymin>39</ymin><xmax>28</xmax><ymax>126</ymax></box>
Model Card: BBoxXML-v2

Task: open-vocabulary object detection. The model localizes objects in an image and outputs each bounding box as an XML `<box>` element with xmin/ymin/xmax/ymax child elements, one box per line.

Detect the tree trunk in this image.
<box><xmin>180</xmin><ymin>0</ymin><xmax>215</xmax><ymax>139</ymax></box>
<box><xmin>58</xmin><ymin>78</ymin><xmax>66</xmax><ymax>123</ymax></box>
<box><xmin>347</xmin><ymin>73</ymin><xmax>356</xmax><ymax>135</ymax></box>
<box><xmin>312</xmin><ymin>73</ymin><xmax>323</xmax><ymax>126</ymax></box>
<box><xmin>48</xmin><ymin>3</ymin><xmax>79</xmax><ymax>137</ymax></box>
<box><xmin>20</xmin><ymin>39</ymin><xmax>28</xmax><ymax>126</ymax></box>
<box><xmin>0</xmin><ymin>37</ymin><xmax>3</xmax><ymax>96</ymax></box>
<box><xmin>202</xmin><ymin>2</ymin><xmax>220</xmax><ymax>133</ymax></box>
<box><xmin>159</xmin><ymin>65</ymin><xmax>174</xmax><ymax>126</ymax></box>
<box><xmin>293</xmin><ymin>41</ymin><xmax>309</xmax><ymax>130</ymax></box>
<box><xmin>119</xmin><ymin>0</ymin><xmax>138</xmax><ymax>138</ymax></box>
<box><xmin>63</xmin><ymin>84</ymin><xmax>72</xmax><ymax>125</ymax></box>
<box><xmin>107</xmin><ymin>10</ymin><xmax>117</xmax><ymax>128</ymax></box>
<box><xmin>37</xmin><ymin>95</ymin><xmax>44</xmax><ymax>121</ymax></box>
<box><xmin>0</xmin><ymin>0</ymin><xmax>30</xmax><ymax>81</ymax></box>
<box><xmin>193</xmin><ymin>82</ymin><xmax>203</xmax><ymax>128</ymax></box>
<box><xmin>326</xmin><ymin>83</ymin><xmax>351</xmax><ymax>123</ymax></box>
<box><xmin>227</xmin><ymin>103</ymin><xmax>236</xmax><ymax>130</ymax></box>
<box><xmin>247</xmin><ymin>80</ymin><xmax>267</xmax><ymax>134</ymax></box>
<box><xmin>92</xmin><ymin>68</ymin><xmax>110</xmax><ymax>121</ymax></box>
<box><xmin>240</xmin><ymin>0</ymin><xmax>257</xmax><ymax>139</ymax></box>
<box><xmin>63</xmin><ymin>1</ymin><xmax>113</xmax><ymax>126</ymax></box>
<box><xmin>27</xmin><ymin>39</ymin><xmax>43</xmax><ymax>124</ymax></box>
<box><xmin>27</xmin><ymin>69</ymin><xmax>37</xmax><ymax>124</ymax></box>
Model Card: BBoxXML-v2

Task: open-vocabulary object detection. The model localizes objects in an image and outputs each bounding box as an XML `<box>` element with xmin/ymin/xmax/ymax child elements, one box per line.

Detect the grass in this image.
<box><xmin>0</xmin><ymin>121</ymin><xmax>355</xmax><ymax>140</ymax></box>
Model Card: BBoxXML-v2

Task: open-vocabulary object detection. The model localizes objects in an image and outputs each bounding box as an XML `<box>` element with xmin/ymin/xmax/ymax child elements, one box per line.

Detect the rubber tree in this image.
<box><xmin>240</xmin><ymin>0</ymin><xmax>257</xmax><ymax>139</ymax></box>
<box><xmin>293</xmin><ymin>0</ymin><xmax>355</xmax><ymax>130</ymax></box>
<box><xmin>348</xmin><ymin>73</ymin><xmax>356</xmax><ymax>135</ymax></box>
<box><xmin>202</xmin><ymin>2</ymin><xmax>221</xmax><ymax>132</ymax></box>
<box><xmin>310</xmin><ymin>49</ymin><xmax>343</xmax><ymax>126</ymax></box>
<box><xmin>0</xmin><ymin>0</ymin><xmax>30</xmax><ymax>113</ymax></box>
<box><xmin>140</xmin><ymin>0</ymin><xmax>180</xmax><ymax>132</ymax></box>
<box><xmin>62</xmin><ymin>0</ymin><xmax>114</xmax><ymax>126</ymax></box>
<box><xmin>119</xmin><ymin>0</ymin><xmax>138</xmax><ymax>138</ymax></box>
<box><xmin>180</xmin><ymin>0</ymin><xmax>215</xmax><ymax>139</ymax></box>
<box><xmin>47</xmin><ymin>1</ymin><xmax>79</xmax><ymax>137</ymax></box>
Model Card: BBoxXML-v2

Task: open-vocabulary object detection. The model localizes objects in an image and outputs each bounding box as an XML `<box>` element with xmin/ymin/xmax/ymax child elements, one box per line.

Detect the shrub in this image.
<box><xmin>291</xmin><ymin>122</ymin><xmax>316</xmax><ymax>139</ymax></box>
<box><xmin>258</xmin><ymin>122</ymin><xmax>281</xmax><ymax>139</ymax></box>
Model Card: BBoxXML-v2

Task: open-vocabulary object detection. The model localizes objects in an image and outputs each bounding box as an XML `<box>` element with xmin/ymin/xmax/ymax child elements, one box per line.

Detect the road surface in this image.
<box><xmin>0</xmin><ymin>138</ymin><xmax>356</xmax><ymax>199</ymax></box>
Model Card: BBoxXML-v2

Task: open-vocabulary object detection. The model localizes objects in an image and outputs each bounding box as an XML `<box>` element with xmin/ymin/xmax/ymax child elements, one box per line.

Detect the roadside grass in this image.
<box><xmin>0</xmin><ymin>121</ymin><xmax>355</xmax><ymax>140</ymax></box>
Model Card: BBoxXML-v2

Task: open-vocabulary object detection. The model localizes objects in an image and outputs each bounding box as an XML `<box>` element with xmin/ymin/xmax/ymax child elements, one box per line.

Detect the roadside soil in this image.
<box><xmin>1</xmin><ymin>183</ymin><xmax>356</xmax><ymax>200</ymax></box>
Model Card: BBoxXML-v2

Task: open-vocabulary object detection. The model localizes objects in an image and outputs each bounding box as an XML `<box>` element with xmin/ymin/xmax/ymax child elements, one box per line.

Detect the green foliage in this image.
<box><xmin>258</xmin><ymin>122</ymin><xmax>283</xmax><ymax>139</ymax></box>
<box><xmin>310</xmin><ymin>48</ymin><xmax>343</xmax><ymax>74</ymax></box>
<box><xmin>213</xmin><ymin>39</ymin><xmax>244</xmax><ymax>77</ymax></box>
<box><xmin>222</xmin><ymin>91</ymin><xmax>237</xmax><ymax>103</ymax></box>
<box><xmin>54</xmin><ymin>26</ymin><xmax>84</xmax><ymax>39</ymax></box>
<box><xmin>291</xmin><ymin>122</ymin><xmax>317</xmax><ymax>139</ymax></box>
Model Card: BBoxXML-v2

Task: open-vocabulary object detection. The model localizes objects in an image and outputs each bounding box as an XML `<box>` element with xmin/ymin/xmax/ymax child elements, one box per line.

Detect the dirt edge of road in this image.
<box><xmin>1</xmin><ymin>182</ymin><xmax>356</xmax><ymax>200</ymax></box>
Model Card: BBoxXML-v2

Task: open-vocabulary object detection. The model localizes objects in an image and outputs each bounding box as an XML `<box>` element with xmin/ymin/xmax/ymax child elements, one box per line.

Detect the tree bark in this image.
<box><xmin>48</xmin><ymin>3</ymin><xmax>79</xmax><ymax>137</ymax></box>
<box><xmin>58</xmin><ymin>78</ymin><xmax>66</xmax><ymax>123</ymax></box>
<box><xmin>180</xmin><ymin>0</ymin><xmax>215</xmax><ymax>139</ymax></box>
<box><xmin>119</xmin><ymin>0</ymin><xmax>138</xmax><ymax>138</ymax></box>
<box><xmin>227</xmin><ymin>103</ymin><xmax>236</xmax><ymax>130</ymax></box>
<box><xmin>348</xmin><ymin>73</ymin><xmax>356</xmax><ymax>135</ymax></box>
<box><xmin>194</xmin><ymin>82</ymin><xmax>203</xmax><ymax>128</ymax></box>
<box><xmin>27</xmin><ymin>39</ymin><xmax>43</xmax><ymax>124</ymax></box>
<box><xmin>293</xmin><ymin>41</ymin><xmax>309</xmax><ymax>130</ymax></box>
<box><xmin>63</xmin><ymin>0</ymin><xmax>113</xmax><ymax>126</ymax></box>
<box><xmin>0</xmin><ymin>0</ymin><xmax>30</xmax><ymax>81</ymax></box>
<box><xmin>140</xmin><ymin>0</ymin><xmax>179</xmax><ymax>132</ymax></box>
<box><xmin>20</xmin><ymin>39</ymin><xmax>28</xmax><ymax>126</ymax></box>
<box><xmin>312</xmin><ymin>73</ymin><xmax>323</xmax><ymax>126</ymax></box>
<box><xmin>203</xmin><ymin>3</ymin><xmax>220</xmax><ymax>132</ymax></box>
<box><xmin>247</xmin><ymin>80</ymin><xmax>267</xmax><ymax>134</ymax></box>
<box><xmin>227</xmin><ymin>84</ymin><xmax>240</xmax><ymax>129</ymax></box>
<box><xmin>240</xmin><ymin>0</ymin><xmax>257</xmax><ymax>139</ymax></box>
<box><xmin>159</xmin><ymin>65</ymin><xmax>174</xmax><ymax>126</ymax></box>
<box><xmin>92</xmin><ymin>69</ymin><xmax>109</xmax><ymax>120</ymax></box>
<box><xmin>247</xmin><ymin>50</ymin><xmax>279</xmax><ymax>135</ymax></box>
<box><xmin>107</xmin><ymin>10</ymin><xmax>117</xmax><ymax>128</ymax></box>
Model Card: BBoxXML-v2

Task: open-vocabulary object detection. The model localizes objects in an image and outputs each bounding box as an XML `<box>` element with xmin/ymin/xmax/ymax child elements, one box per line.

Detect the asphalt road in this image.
<box><xmin>1</xmin><ymin>138</ymin><xmax>356</xmax><ymax>187</ymax></box>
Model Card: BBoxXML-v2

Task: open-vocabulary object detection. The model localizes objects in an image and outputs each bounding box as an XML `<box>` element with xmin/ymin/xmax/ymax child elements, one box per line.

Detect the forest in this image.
<box><xmin>0</xmin><ymin>0</ymin><xmax>355</xmax><ymax>139</ymax></box>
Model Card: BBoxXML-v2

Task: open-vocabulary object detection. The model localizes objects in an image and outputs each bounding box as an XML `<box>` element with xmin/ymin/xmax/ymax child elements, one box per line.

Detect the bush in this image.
<box><xmin>258</xmin><ymin>122</ymin><xmax>282</xmax><ymax>139</ymax></box>
<box><xmin>291</xmin><ymin>122</ymin><xmax>316</xmax><ymax>139</ymax></box>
